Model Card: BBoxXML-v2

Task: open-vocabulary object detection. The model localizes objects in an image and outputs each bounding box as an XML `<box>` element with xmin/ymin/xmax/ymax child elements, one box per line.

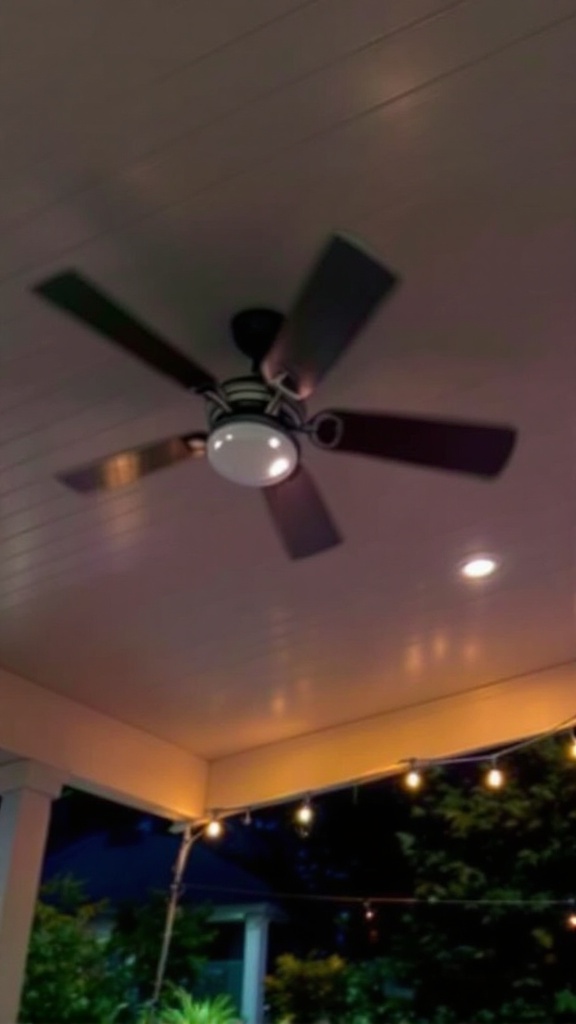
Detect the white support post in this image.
<box><xmin>240</xmin><ymin>912</ymin><xmax>269</xmax><ymax>1024</ymax></box>
<box><xmin>0</xmin><ymin>761</ymin><xmax>64</xmax><ymax>1024</ymax></box>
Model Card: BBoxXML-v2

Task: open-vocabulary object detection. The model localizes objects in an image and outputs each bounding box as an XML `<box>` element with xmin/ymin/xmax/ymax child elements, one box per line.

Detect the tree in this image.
<box><xmin>111</xmin><ymin>893</ymin><xmax>215</xmax><ymax>1002</ymax></box>
<box><xmin>20</xmin><ymin>878</ymin><xmax>128</xmax><ymax>1023</ymax></box>
<box><xmin>266</xmin><ymin>953</ymin><xmax>348</xmax><ymax>1023</ymax></box>
<box><xmin>343</xmin><ymin>958</ymin><xmax>414</xmax><ymax>1024</ymax></box>
<box><xmin>389</xmin><ymin>737</ymin><xmax>576</xmax><ymax>1021</ymax></box>
<box><xmin>20</xmin><ymin>877</ymin><xmax>216</xmax><ymax>1022</ymax></box>
<box><xmin>261</xmin><ymin>737</ymin><xmax>576</xmax><ymax>1022</ymax></box>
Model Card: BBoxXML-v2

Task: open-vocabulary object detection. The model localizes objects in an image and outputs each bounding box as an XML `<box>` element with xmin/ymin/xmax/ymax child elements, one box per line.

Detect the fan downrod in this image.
<box><xmin>231</xmin><ymin>308</ymin><xmax>285</xmax><ymax>367</ymax></box>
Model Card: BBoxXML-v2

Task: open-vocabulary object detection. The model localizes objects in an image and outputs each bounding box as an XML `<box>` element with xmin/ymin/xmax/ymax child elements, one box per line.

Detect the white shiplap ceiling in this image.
<box><xmin>1</xmin><ymin>0</ymin><xmax>575</xmax><ymax>759</ymax></box>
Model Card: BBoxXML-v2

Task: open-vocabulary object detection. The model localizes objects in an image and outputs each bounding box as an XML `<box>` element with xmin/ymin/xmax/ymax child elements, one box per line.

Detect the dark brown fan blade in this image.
<box><xmin>312</xmin><ymin>410</ymin><xmax>516</xmax><ymax>478</ymax></box>
<box><xmin>34</xmin><ymin>272</ymin><xmax>216</xmax><ymax>392</ymax></box>
<box><xmin>58</xmin><ymin>434</ymin><xmax>207</xmax><ymax>493</ymax></box>
<box><xmin>263</xmin><ymin>466</ymin><xmax>342</xmax><ymax>559</ymax></box>
<box><xmin>261</xmin><ymin>235</ymin><xmax>397</xmax><ymax>399</ymax></box>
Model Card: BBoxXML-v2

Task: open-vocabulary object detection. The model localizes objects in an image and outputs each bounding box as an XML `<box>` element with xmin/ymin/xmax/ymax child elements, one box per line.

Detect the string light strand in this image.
<box><xmin>181</xmin><ymin>881</ymin><xmax>575</xmax><ymax>910</ymax></box>
<box><xmin>207</xmin><ymin>710</ymin><xmax>576</xmax><ymax>822</ymax></box>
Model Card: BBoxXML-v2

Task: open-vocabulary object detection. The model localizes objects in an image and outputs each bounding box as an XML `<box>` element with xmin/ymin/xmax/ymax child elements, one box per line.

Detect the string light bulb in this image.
<box><xmin>404</xmin><ymin>761</ymin><xmax>423</xmax><ymax>791</ymax></box>
<box><xmin>566</xmin><ymin>911</ymin><xmax>576</xmax><ymax>930</ymax></box>
<box><xmin>485</xmin><ymin>760</ymin><xmax>505</xmax><ymax>790</ymax></box>
<box><xmin>204</xmin><ymin>815</ymin><xmax>224</xmax><ymax>839</ymax></box>
<box><xmin>295</xmin><ymin>797</ymin><xmax>314</xmax><ymax>827</ymax></box>
<box><xmin>568</xmin><ymin>730</ymin><xmax>576</xmax><ymax>760</ymax></box>
<box><xmin>364</xmin><ymin>901</ymin><xmax>375</xmax><ymax>921</ymax></box>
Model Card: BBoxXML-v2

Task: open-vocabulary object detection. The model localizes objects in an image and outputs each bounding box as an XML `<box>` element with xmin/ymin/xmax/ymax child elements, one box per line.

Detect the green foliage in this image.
<box><xmin>266</xmin><ymin>954</ymin><xmax>347</xmax><ymax>1023</ymax></box>
<box><xmin>112</xmin><ymin>991</ymin><xmax>239</xmax><ymax>1024</ymax></box>
<box><xmin>20</xmin><ymin>878</ymin><xmax>128</xmax><ymax>1023</ymax></box>
<box><xmin>20</xmin><ymin>877</ymin><xmax>216</xmax><ymax>1022</ymax></box>
<box><xmin>158</xmin><ymin>989</ymin><xmax>239</xmax><ymax>1024</ymax></box>
<box><xmin>111</xmin><ymin>893</ymin><xmax>215</xmax><ymax>1001</ymax></box>
<box><xmin>555</xmin><ymin>988</ymin><xmax>576</xmax><ymax>1015</ymax></box>
<box><xmin>387</xmin><ymin>738</ymin><xmax>576</xmax><ymax>1020</ymax></box>
<box><xmin>267</xmin><ymin>739</ymin><xmax>576</xmax><ymax>1022</ymax></box>
<box><xmin>343</xmin><ymin>959</ymin><xmax>415</xmax><ymax>1024</ymax></box>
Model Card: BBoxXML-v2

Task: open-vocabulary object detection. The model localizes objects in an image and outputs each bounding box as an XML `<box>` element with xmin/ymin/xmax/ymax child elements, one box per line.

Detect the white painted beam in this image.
<box><xmin>3</xmin><ymin>661</ymin><xmax>575</xmax><ymax>823</ymax></box>
<box><xmin>206</xmin><ymin>662</ymin><xmax>576</xmax><ymax>810</ymax></box>
<box><xmin>0</xmin><ymin>668</ymin><xmax>207</xmax><ymax>820</ymax></box>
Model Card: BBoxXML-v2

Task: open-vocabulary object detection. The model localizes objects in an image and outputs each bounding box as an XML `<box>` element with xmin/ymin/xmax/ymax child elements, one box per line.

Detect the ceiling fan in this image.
<box><xmin>33</xmin><ymin>234</ymin><xmax>517</xmax><ymax>560</ymax></box>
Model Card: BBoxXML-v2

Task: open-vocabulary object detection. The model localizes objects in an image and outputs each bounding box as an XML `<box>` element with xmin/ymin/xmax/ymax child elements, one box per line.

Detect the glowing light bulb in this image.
<box><xmin>404</xmin><ymin>761</ymin><xmax>423</xmax><ymax>791</ymax></box>
<box><xmin>485</xmin><ymin>763</ymin><xmax>505</xmax><ymax>790</ymax></box>
<box><xmin>295</xmin><ymin>800</ymin><xmax>314</xmax><ymax>827</ymax></box>
<box><xmin>364</xmin><ymin>903</ymin><xmax>375</xmax><ymax>921</ymax></box>
<box><xmin>567</xmin><ymin>912</ymin><xmax>576</xmax><ymax>930</ymax></box>
<box><xmin>461</xmin><ymin>556</ymin><xmax>498</xmax><ymax>580</ymax></box>
<box><xmin>568</xmin><ymin>732</ymin><xmax>576</xmax><ymax>760</ymax></box>
<box><xmin>205</xmin><ymin>817</ymin><xmax>223</xmax><ymax>839</ymax></box>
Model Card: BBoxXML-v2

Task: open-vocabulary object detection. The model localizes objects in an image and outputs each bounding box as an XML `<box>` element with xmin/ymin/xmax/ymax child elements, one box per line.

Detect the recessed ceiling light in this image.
<box><xmin>461</xmin><ymin>555</ymin><xmax>498</xmax><ymax>580</ymax></box>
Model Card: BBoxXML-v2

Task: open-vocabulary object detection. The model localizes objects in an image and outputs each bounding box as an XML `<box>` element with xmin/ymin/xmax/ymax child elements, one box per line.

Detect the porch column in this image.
<box><xmin>0</xmin><ymin>761</ymin><xmax>64</xmax><ymax>1024</ymax></box>
<box><xmin>240</xmin><ymin>911</ymin><xmax>269</xmax><ymax>1024</ymax></box>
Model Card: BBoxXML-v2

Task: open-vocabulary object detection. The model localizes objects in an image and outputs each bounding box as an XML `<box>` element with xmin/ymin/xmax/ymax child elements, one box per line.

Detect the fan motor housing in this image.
<box><xmin>206</xmin><ymin>376</ymin><xmax>304</xmax><ymax>431</ymax></box>
<box><xmin>230</xmin><ymin>308</ymin><xmax>285</xmax><ymax>365</ymax></box>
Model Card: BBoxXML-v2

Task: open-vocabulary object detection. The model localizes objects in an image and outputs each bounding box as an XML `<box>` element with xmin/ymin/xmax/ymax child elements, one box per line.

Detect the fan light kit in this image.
<box><xmin>207</xmin><ymin>419</ymin><xmax>298</xmax><ymax>487</ymax></box>
<box><xmin>33</xmin><ymin>234</ymin><xmax>517</xmax><ymax>559</ymax></box>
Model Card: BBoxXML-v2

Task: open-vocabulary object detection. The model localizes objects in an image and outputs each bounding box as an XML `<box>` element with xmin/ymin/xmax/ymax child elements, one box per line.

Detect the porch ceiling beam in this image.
<box><xmin>206</xmin><ymin>662</ymin><xmax>576</xmax><ymax>812</ymax></box>
<box><xmin>0</xmin><ymin>667</ymin><xmax>207</xmax><ymax>820</ymax></box>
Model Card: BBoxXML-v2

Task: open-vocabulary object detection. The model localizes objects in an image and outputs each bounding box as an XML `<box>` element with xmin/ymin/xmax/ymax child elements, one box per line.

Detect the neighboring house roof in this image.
<box><xmin>43</xmin><ymin>828</ymin><xmax>272</xmax><ymax>907</ymax></box>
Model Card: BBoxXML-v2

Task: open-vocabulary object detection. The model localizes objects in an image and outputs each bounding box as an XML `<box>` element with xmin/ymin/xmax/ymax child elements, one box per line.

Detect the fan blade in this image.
<box><xmin>313</xmin><ymin>410</ymin><xmax>516</xmax><ymax>478</ymax></box>
<box><xmin>34</xmin><ymin>272</ymin><xmax>216</xmax><ymax>392</ymax></box>
<box><xmin>261</xmin><ymin>235</ymin><xmax>397</xmax><ymax>399</ymax></box>
<box><xmin>58</xmin><ymin>434</ymin><xmax>207</xmax><ymax>493</ymax></box>
<box><xmin>263</xmin><ymin>466</ymin><xmax>342</xmax><ymax>560</ymax></box>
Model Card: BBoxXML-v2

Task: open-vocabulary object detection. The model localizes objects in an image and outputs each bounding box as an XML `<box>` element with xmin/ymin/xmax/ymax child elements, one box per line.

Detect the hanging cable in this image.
<box><xmin>147</xmin><ymin>823</ymin><xmax>204</xmax><ymax>1022</ymax></box>
<box><xmin>180</xmin><ymin>879</ymin><xmax>576</xmax><ymax>910</ymax></box>
<box><xmin>212</xmin><ymin>710</ymin><xmax>576</xmax><ymax>821</ymax></box>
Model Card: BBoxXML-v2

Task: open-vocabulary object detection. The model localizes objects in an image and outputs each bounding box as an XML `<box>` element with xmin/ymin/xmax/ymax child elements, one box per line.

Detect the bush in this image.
<box><xmin>111</xmin><ymin>893</ymin><xmax>215</xmax><ymax>1001</ymax></box>
<box><xmin>20</xmin><ymin>878</ymin><xmax>128</xmax><ymax>1023</ymax></box>
<box><xmin>159</xmin><ymin>989</ymin><xmax>239</xmax><ymax>1023</ymax></box>
<box><xmin>344</xmin><ymin>959</ymin><xmax>414</xmax><ymax>1024</ymax></box>
<box><xmin>20</xmin><ymin>877</ymin><xmax>217</xmax><ymax>1023</ymax></box>
<box><xmin>266</xmin><ymin>955</ymin><xmax>421</xmax><ymax>1024</ymax></box>
<box><xmin>266</xmin><ymin>954</ymin><xmax>347</xmax><ymax>1023</ymax></box>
